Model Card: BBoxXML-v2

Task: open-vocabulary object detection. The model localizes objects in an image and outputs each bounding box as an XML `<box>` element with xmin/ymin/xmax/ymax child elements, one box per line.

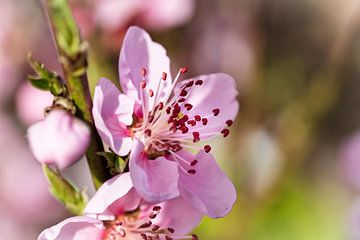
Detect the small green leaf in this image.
<box><xmin>27</xmin><ymin>55</ymin><xmax>65</xmax><ymax>96</ymax></box>
<box><xmin>97</xmin><ymin>152</ymin><xmax>128</xmax><ymax>175</ymax></box>
<box><xmin>42</xmin><ymin>165</ymin><xmax>88</xmax><ymax>215</ymax></box>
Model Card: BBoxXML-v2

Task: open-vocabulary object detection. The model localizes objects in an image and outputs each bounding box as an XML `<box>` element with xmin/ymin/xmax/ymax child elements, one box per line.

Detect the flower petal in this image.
<box><xmin>38</xmin><ymin>216</ymin><xmax>104</xmax><ymax>240</ymax></box>
<box><xmin>129</xmin><ymin>140</ymin><xmax>180</xmax><ymax>203</ymax></box>
<box><xmin>85</xmin><ymin>173</ymin><xmax>141</xmax><ymax>217</ymax></box>
<box><xmin>177</xmin><ymin>73</ymin><xmax>239</xmax><ymax>140</ymax></box>
<box><xmin>149</xmin><ymin>196</ymin><xmax>203</xmax><ymax>235</ymax></box>
<box><xmin>119</xmin><ymin>26</ymin><xmax>172</xmax><ymax>109</ymax></box>
<box><xmin>177</xmin><ymin>150</ymin><xmax>237</xmax><ymax>218</ymax></box>
<box><xmin>93</xmin><ymin>77</ymin><xmax>134</xmax><ymax>156</ymax></box>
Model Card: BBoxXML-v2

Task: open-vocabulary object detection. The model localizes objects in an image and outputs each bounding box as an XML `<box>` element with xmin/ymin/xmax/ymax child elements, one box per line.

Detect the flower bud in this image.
<box><xmin>27</xmin><ymin>109</ymin><xmax>90</xmax><ymax>170</ymax></box>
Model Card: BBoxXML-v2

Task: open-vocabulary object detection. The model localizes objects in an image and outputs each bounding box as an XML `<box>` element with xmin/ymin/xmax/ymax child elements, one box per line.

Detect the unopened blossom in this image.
<box><xmin>16</xmin><ymin>81</ymin><xmax>53</xmax><ymax>125</ymax></box>
<box><xmin>93</xmin><ymin>26</ymin><xmax>238</xmax><ymax>217</ymax></box>
<box><xmin>39</xmin><ymin>173</ymin><xmax>202</xmax><ymax>240</ymax></box>
<box><xmin>28</xmin><ymin>109</ymin><xmax>90</xmax><ymax>170</ymax></box>
<box><xmin>71</xmin><ymin>0</ymin><xmax>195</xmax><ymax>37</ymax></box>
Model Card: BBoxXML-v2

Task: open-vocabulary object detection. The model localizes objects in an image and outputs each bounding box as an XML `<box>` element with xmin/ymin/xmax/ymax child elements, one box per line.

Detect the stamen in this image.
<box><xmin>141</xmin><ymin>80</ymin><xmax>147</xmax><ymax>89</ymax></box>
<box><xmin>221</xmin><ymin>129</ymin><xmax>230</xmax><ymax>137</ymax></box>
<box><xmin>162</xmin><ymin>72</ymin><xmax>167</xmax><ymax>80</ymax></box>
<box><xmin>187</xmin><ymin>169</ymin><xmax>196</xmax><ymax>174</ymax></box>
<box><xmin>212</xmin><ymin>108</ymin><xmax>220</xmax><ymax>116</ymax></box>
<box><xmin>226</xmin><ymin>119</ymin><xmax>233</xmax><ymax>127</ymax></box>
<box><xmin>180</xmin><ymin>66</ymin><xmax>189</xmax><ymax>73</ymax></box>
<box><xmin>149</xmin><ymin>89</ymin><xmax>154</xmax><ymax>97</ymax></box>
<box><xmin>141</xmin><ymin>68</ymin><xmax>147</xmax><ymax>77</ymax></box>
<box><xmin>195</xmin><ymin>80</ymin><xmax>203</xmax><ymax>85</ymax></box>
<box><xmin>204</xmin><ymin>145</ymin><xmax>211</xmax><ymax>153</ymax></box>
<box><xmin>191</xmin><ymin>160</ymin><xmax>198</xmax><ymax>166</ymax></box>
<box><xmin>201</xmin><ymin>118</ymin><xmax>208</xmax><ymax>125</ymax></box>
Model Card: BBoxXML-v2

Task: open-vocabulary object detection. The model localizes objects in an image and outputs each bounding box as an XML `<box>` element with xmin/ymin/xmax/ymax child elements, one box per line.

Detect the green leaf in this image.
<box><xmin>27</xmin><ymin>55</ymin><xmax>65</xmax><ymax>96</ymax></box>
<box><xmin>42</xmin><ymin>165</ymin><xmax>88</xmax><ymax>215</ymax></box>
<box><xmin>97</xmin><ymin>152</ymin><xmax>128</xmax><ymax>175</ymax></box>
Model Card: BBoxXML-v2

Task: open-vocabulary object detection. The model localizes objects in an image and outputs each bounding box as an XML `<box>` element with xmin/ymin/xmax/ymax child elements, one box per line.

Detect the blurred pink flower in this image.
<box><xmin>0</xmin><ymin>113</ymin><xmax>64</xmax><ymax>226</ymax></box>
<box><xmin>339</xmin><ymin>131</ymin><xmax>360</xmax><ymax>189</ymax></box>
<box><xmin>39</xmin><ymin>173</ymin><xmax>202</xmax><ymax>240</ymax></box>
<box><xmin>72</xmin><ymin>0</ymin><xmax>195</xmax><ymax>37</ymax></box>
<box><xmin>28</xmin><ymin>109</ymin><xmax>90</xmax><ymax>170</ymax></box>
<box><xmin>349</xmin><ymin>198</ymin><xmax>360</xmax><ymax>240</ymax></box>
<box><xmin>16</xmin><ymin>81</ymin><xmax>53</xmax><ymax>125</ymax></box>
<box><xmin>93</xmin><ymin>26</ymin><xmax>237</xmax><ymax>217</ymax></box>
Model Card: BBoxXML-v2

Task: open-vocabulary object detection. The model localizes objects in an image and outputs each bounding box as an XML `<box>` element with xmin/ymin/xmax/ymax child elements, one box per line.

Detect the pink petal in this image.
<box><xmin>177</xmin><ymin>73</ymin><xmax>239</xmax><ymax>140</ymax></box>
<box><xmin>146</xmin><ymin>196</ymin><xmax>203</xmax><ymax>235</ymax></box>
<box><xmin>119</xmin><ymin>26</ymin><xmax>172</xmax><ymax>109</ymax></box>
<box><xmin>38</xmin><ymin>216</ymin><xmax>104</xmax><ymax>240</ymax></box>
<box><xmin>93</xmin><ymin>77</ymin><xmax>134</xmax><ymax>156</ymax></box>
<box><xmin>85</xmin><ymin>173</ymin><xmax>141</xmax><ymax>217</ymax></box>
<box><xmin>129</xmin><ymin>140</ymin><xmax>180</xmax><ymax>203</ymax></box>
<box><xmin>177</xmin><ymin>150</ymin><xmax>237</xmax><ymax>218</ymax></box>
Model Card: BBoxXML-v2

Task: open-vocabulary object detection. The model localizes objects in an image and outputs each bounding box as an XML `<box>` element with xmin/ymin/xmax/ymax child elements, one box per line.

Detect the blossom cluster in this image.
<box><xmin>29</xmin><ymin>27</ymin><xmax>239</xmax><ymax>239</ymax></box>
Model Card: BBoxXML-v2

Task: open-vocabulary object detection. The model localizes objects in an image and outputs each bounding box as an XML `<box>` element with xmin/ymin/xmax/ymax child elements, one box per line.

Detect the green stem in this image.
<box><xmin>45</xmin><ymin>0</ymin><xmax>110</xmax><ymax>188</ymax></box>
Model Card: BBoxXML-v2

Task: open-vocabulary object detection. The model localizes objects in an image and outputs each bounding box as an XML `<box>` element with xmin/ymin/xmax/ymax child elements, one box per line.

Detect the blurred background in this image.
<box><xmin>1</xmin><ymin>0</ymin><xmax>360</xmax><ymax>239</ymax></box>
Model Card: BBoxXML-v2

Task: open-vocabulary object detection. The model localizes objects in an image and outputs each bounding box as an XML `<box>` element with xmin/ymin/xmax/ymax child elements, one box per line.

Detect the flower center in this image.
<box><xmin>131</xmin><ymin>67</ymin><xmax>233</xmax><ymax>172</ymax></box>
<box><xmin>102</xmin><ymin>206</ymin><xmax>198</xmax><ymax>240</ymax></box>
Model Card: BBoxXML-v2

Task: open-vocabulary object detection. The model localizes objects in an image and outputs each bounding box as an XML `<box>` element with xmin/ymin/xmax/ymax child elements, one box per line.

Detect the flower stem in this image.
<box><xmin>45</xmin><ymin>0</ymin><xmax>110</xmax><ymax>189</ymax></box>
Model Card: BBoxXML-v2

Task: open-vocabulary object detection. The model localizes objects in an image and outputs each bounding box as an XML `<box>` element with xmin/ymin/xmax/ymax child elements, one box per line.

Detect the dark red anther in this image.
<box><xmin>185</xmin><ymin>80</ymin><xmax>194</xmax><ymax>88</ymax></box>
<box><xmin>166</xmin><ymin>106</ymin><xmax>171</xmax><ymax>114</ymax></box>
<box><xmin>180</xmin><ymin>89</ymin><xmax>188</xmax><ymax>97</ymax></box>
<box><xmin>140</xmin><ymin>80</ymin><xmax>147</xmax><ymax>89</ymax></box>
<box><xmin>184</xmin><ymin>103</ymin><xmax>193</xmax><ymax>111</ymax></box>
<box><xmin>153</xmin><ymin>206</ymin><xmax>161</xmax><ymax>211</ymax></box>
<box><xmin>152</xmin><ymin>225</ymin><xmax>160</xmax><ymax>231</ymax></box>
<box><xmin>148</xmin><ymin>115</ymin><xmax>154</xmax><ymax>123</ymax></box>
<box><xmin>141</xmin><ymin>233</ymin><xmax>148</xmax><ymax>240</ymax></box>
<box><xmin>180</xmin><ymin>66</ymin><xmax>188</xmax><ymax>73</ymax></box>
<box><xmin>141</xmin><ymin>68</ymin><xmax>147</xmax><ymax>77</ymax></box>
<box><xmin>149</xmin><ymin>212</ymin><xmax>157</xmax><ymax>219</ymax></box>
<box><xmin>192</xmin><ymin>132</ymin><xmax>200</xmax><ymax>143</ymax></box>
<box><xmin>191</xmin><ymin>159</ymin><xmax>198</xmax><ymax>166</ymax></box>
<box><xmin>167</xmin><ymin>228</ymin><xmax>175</xmax><ymax>234</ymax></box>
<box><xmin>165</xmin><ymin>236</ymin><xmax>173</xmax><ymax>240</ymax></box>
<box><xmin>149</xmin><ymin>89</ymin><xmax>154</xmax><ymax>97</ymax></box>
<box><xmin>158</xmin><ymin>102</ymin><xmax>164</xmax><ymax>110</ymax></box>
<box><xmin>144</xmin><ymin>129</ymin><xmax>152</xmax><ymax>137</ymax></box>
<box><xmin>226</xmin><ymin>119</ymin><xmax>233</xmax><ymax>127</ymax></box>
<box><xmin>169</xmin><ymin>125</ymin><xmax>177</xmax><ymax>133</ymax></box>
<box><xmin>194</xmin><ymin>115</ymin><xmax>201</xmax><ymax>121</ymax></box>
<box><xmin>178</xmin><ymin>98</ymin><xmax>186</xmax><ymax>103</ymax></box>
<box><xmin>192</xmin><ymin>234</ymin><xmax>199</xmax><ymax>240</ymax></box>
<box><xmin>162</xmin><ymin>72</ymin><xmax>167</xmax><ymax>80</ymax></box>
<box><xmin>139</xmin><ymin>221</ymin><xmax>152</xmax><ymax>228</ymax></box>
<box><xmin>202</xmin><ymin>118</ymin><xmax>208</xmax><ymax>126</ymax></box>
<box><xmin>153</xmin><ymin>206</ymin><xmax>161</xmax><ymax>212</ymax></box>
<box><xmin>195</xmin><ymin>80</ymin><xmax>203</xmax><ymax>85</ymax></box>
<box><xmin>204</xmin><ymin>145</ymin><xmax>211</xmax><ymax>153</ymax></box>
<box><xmin>180</xmin><ymin>125</ymin><xmax>189</xmax><ymax>134</ymax></box>
<box><xmin>187</xmin><ymin>120</ymin><xmax>196</xmax><ymax>126</ymax></box>
<box><xmin>221</xmin><ymin>128</ymin><xmax>230</xmax><ymax>137</ymax></box>
<box><xmin>171</xmin><ymin>144</ymin><xmax>182</xmax><ymax>152</ymax></box>
<box><xmin>212</xmin><ymin>108</ymin><xmax>220</xmax><ymax>116</ymax></box>
<box><xmin>181</xmin><ymin>115</ymin><xmax>189</xmax><ymax>122</ymax></box>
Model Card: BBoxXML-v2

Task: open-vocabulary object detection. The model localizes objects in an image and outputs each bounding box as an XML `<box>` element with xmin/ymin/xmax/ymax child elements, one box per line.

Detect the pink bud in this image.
<box><xmin>27</xmin><ymin>109</ymin><xmax>90</xmax><ymax>170</ymax></box>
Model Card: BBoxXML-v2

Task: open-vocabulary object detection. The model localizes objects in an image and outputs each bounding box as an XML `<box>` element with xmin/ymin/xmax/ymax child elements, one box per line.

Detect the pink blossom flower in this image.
<box><xmin>72</xmin><ymin>0</ymin><xmax>195</xmax><ymax>37</ymax></box>
<box><xmin>28</xmin><ymin>109</ymin><xmax>91</xmax><ymax>170</ymax></box>
<box><xmin>339</xmin><ymin>130</ymin><xmax>360</xmax><ymax>190</ymax></box>
<box><xmin>39</xmin><ymin>173</ymin><xmax>202</xmax><ymax>240</ymax></box>
<box><xmin>93</xmin><ymin>26</ymin><xmax>238</xmax><ymax>217</ymax></box>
